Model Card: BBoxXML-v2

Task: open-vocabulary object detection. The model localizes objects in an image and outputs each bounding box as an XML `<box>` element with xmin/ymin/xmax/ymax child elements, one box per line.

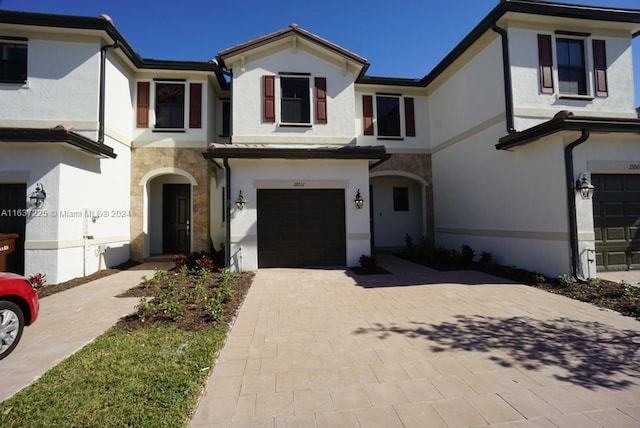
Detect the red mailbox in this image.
<box><xmin>0</xmin><ymin>233</ymin><xmax>19</xmax><ymax>272</ymax></box>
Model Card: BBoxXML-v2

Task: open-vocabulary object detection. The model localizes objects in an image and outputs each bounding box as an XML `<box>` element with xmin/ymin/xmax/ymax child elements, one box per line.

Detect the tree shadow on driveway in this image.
<box><xmin>354</xmin><ymin>315</ymin><xmax>640</xmax><ymax>390</ymax></box>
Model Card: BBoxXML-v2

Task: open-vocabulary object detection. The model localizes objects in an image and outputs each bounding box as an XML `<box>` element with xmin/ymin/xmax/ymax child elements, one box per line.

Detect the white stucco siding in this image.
<box><xmin>432</xmin><ymin>123</ymin><xmax>573</xmax><ymax>277</ymax></box>
<box><xmin>509</xmin><ymin>26</ymin><xmax>636</xmax><ymax>126</ymax></box>
<box><xmin>0</xmin><ymin>139</ymin><xmax>130</xmax><ymax>284</ymax></box>
<box><xmin>104</xmin><ymin>55</ymin><xmax>134</xmax><ymax>143</ymax></box>
<box><xmin>428</xmin><ymin>37</ymin><xmax>505</xmax><ymax>150</ymax></box>
<box><xmin>356</xmin><ymin>92</ymin><xmax>430</xmax><ymax>152</ymax></box>
<box><xmin>131</xmin><ymin>78</ymin><xmax>210</xmax><ymax>148</ymax></box>
<box><xmin>226</xmin><ymin>158</ymin><xmax>371</xmax><ymax>271</ymax></box>
<box><xmin>0</xmin><ymin>39</ymin><xmax>100</xmax><ymax>129</ymax></box>
<box><xmin>230</xmin><ymin>48</ymin><xmax>356</xmax><ymax>143</ymax></box>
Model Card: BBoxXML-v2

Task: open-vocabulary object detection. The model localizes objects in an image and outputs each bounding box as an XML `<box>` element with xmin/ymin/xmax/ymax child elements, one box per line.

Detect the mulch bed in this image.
<box><xmin>116</xmin><ymin>271</ymin><xmax>255</xmax><ymax>331</ymax></box>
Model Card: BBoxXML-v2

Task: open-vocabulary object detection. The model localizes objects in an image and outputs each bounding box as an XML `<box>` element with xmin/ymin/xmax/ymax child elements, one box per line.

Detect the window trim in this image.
<box><xmin>153</xmin><ymin>80</ymin><xmax>187</xmax><ymax>131</ymax></box>
<box><xmin>555</xmin><ymin>37</ymin><xmax>589</xmax><ymax>97</ymax></box>
<box><xmin>279</xmin><ymin>74</ymin><xmax>312</xmax><ymax>126</ymax></box>
<box><xmin>0</xmin><ymin>38</ymin><xmax>28</xmax><ymax>84</ymax></box>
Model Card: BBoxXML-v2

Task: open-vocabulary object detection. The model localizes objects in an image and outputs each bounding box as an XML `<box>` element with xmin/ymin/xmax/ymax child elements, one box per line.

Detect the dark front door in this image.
<box><xmin>257</xmin><ymin>189</ymin><xmax>346</xmax><ymax>268</ymax></box>
<box><xmin>0</xmin><ymin>184</ymin><xmax>26</xmax><ymax>274</ymax></box>
<box><xmin>163</xmin><ymin>184</ymin><xmax>190</xmax><ymax>254</ymax></box>
<box><xmin>592</xmin><ymin>174</ymin><xmax>640</xmax><ymax>271</ymax></box>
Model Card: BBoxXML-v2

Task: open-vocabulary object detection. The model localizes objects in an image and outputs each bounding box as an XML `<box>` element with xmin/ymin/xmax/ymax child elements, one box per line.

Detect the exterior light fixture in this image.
<box><xmin>354</xmin><ymin>189</ymin><xmax>364</xmax><ymax>209</ymax></box>
<box><xmin>29</xmin><ymin>183</ymin><xmax>47</xmax><ymax>208</ymax></box>
<box><xmin>235</xmin><ymin>190</ymin><xmax>247</xmax><ymax>210</ymax></box>
<box><xmin>576</xmin><ymin>173</ymin><xmax>594</xmax><ymax>200</ymax></box>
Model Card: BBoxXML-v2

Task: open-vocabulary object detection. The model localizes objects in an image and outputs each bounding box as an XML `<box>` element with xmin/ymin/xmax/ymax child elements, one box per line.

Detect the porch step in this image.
<box><xmin>144</xmin><ymin>254</ymin><xmax>177</xmax><ymax>263</ymax></box>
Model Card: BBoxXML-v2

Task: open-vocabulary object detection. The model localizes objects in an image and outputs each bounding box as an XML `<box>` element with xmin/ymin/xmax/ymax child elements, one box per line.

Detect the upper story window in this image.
<box><xmin>362</xmin><ymin>94</ymin><xmax>415</xmax><ymax>139</ymax></box>
<box><xmin>0</xmin><ymin>39</ymin><xmax>27</xmax><ymax>83</ymax></box>
<box><xmin>136</xmin><ymin>81</ymin><xmax>202</xmax><ymax>130</ymax></box>
<box><xmin>156</xmin><ymin>82</ymin><xmax>185</xmax><ymax>129</ymax></box>
<box><xmin>281</xmin><ymin>76</ymin><xmax>310</xmax><ymax>124</ymax></box>
<box><xmin>376</xmin><ymin>96</ymin><xmax>401</xmax><ymax>137</ymax></box>
<box><xmin>262</xmin><ymin>75</ymin><xmax>327</xmax><ymax>125</ymax></box>
<box><xmin>537</xmin><ymin>33</ymin><xmax>608</xmax><ymax>98</ymax></box>
<box><xmin>221</xmin><ymin>99</ymin><xmax>230</xmax><ymax>137</ymax></box>
<box><xmin>556</xmin><ymin>38</ymin><xmax>587</xmax><ymax>96</ymax></box>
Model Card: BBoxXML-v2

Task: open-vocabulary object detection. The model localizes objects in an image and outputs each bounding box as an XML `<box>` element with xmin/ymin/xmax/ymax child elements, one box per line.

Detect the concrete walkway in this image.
<box><xmin>191</xmin><ymin>256</ymin><xmax>640</xmax><ymax>427</ymax></box>
<box><xmin>0</xmin><ymin>262</ymin><xmax>172</xmax><ymax>402</ymax></box>
<box><xmin>597</xmin><ymin>270</ymin><xmax>640</xmax><ymax>287</ymax></box>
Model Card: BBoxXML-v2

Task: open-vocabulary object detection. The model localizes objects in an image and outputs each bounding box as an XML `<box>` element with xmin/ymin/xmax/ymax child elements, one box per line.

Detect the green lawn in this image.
<box><xmin>0</xmin><ymin>326</ymin><xmax>227</xmax><ymax>428</ymax></box>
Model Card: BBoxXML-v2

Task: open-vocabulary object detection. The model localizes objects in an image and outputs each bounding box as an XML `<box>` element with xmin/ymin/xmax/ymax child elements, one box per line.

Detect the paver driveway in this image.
<box><xmin>191</xmin><ymin>256</ymin><xmax>640</xmax><ymax>427</ymax></box>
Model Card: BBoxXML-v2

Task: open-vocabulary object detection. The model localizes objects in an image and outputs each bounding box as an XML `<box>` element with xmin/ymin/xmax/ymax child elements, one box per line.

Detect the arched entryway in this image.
<box><xmin>370</xmin><ymin>172</ymin><xmax>428</xmax><ymax>249</ymax></box>
<box><xmin>138</xmin><ymin>168</ymin><xmax>197</xmax><ymax>258</ymax></box>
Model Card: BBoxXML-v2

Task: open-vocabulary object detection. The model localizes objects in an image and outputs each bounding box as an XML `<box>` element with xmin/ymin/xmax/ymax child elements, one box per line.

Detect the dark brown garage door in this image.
<box><xmin>257</xmin><ymin>189</ymin><xmax>346</xmax><ymax>268</ymax></box>
<box><xmin>592</xmin><ymin>174</ymin><xmax>640</xmax><ymax>271</ymax></box>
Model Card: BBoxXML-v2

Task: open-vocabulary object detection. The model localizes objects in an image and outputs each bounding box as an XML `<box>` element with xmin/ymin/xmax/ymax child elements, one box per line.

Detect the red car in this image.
<box><xmin>0</xmin><ymin>272</ymin><xmax>39</xmax><ymax>360</ymax></box>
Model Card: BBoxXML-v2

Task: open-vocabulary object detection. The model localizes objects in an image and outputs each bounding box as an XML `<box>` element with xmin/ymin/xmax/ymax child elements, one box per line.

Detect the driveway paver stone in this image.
<box><xmin>190</xmin><ymin>256</ymin><xmax>640</xmax><ymax>427</ymax></box>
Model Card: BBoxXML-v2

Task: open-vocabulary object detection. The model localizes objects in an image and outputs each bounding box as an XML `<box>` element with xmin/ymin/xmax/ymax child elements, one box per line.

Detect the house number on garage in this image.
<box><xmin>293</xmin><ymin>181</ymin><xmax>305</xmax><ymax>187</ymax></box>
<box><xmin>630</xmin><ymin>164</ymin><xmax>640</xmax><ymax>170</ymax></box>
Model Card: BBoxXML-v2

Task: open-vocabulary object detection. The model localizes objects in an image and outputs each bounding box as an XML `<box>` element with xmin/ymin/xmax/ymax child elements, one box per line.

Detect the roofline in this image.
<box><xmin>0</xmin><ymin>127</ymin><xmax>117</xmax><ymax>158</ymax></box>
<box><xmin>357</xmin><ymin>76</ymin><xmax>424</xmax><ymax>88</ymax></box>
<box><xmin>0</xmin><ymin>9</ymin><xmax>228</xmax><ymax>87</ymax></box>
<box><xmin>495</xmin><ymin>116</ymin><xmax>640</xmax><ymax>150</ymax></box>
<box><xmin>422</xmin><ymin>0</ymin><xmax>640</xmax><ymax>88</ymax></box>
<box><xmin>218</xmin><ymin>24</ymin><xmax>368</xmax><ymax>69</ymax></box>
<box><xmin>202</xmin><ymin>145</ymin><xmax>390</xmax><ymax>161</ymax></box>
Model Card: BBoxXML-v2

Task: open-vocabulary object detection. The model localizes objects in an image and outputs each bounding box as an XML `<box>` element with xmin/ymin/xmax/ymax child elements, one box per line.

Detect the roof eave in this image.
<box><xmin>496</xmin><ymin>117</ymin><xmax>640</xmax><ymax>150</ymax></box>
<box><xmin>0</xmin><ymin>128</ymin><xmax>117</xmax><ymax>159</ymax></box>
<box><xmin>202</xmin><ymin>145</ymin><xmax>389</xmax><ymax>161</ymax></box>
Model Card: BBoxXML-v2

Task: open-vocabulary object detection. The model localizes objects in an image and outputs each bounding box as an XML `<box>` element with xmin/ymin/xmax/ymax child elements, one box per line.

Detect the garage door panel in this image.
<box><xmin>257</xmin><ymin>189</ymin><xmax>346</xmax><ymax>268</ymax></box>
<box><xmin>593</xmin><ymin>174</ymin><xmax>640</xmax><ymax>271</ymax></box>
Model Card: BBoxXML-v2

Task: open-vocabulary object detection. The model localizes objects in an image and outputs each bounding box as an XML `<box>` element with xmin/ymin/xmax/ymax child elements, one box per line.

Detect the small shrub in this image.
<box><xmin>359</xmin><ymin>254</ymin><xmax>378</xmax><ymax>271</ymax></box>
<box><xmin>461</xmin><ymin>245</ymin><xmax>475</xmax><ymax>264</ymax></box>
<box><xmin>219</xmin><ymin>269</ymin><xmax>235</xmax><ymax>303</ymax></box>
<box><xmin>531</xmin><ymin>273</ymin><xmax>546</xmax><ymax>283</ymax></box>
<box><xmin>28</xmin><ymin>273</ymin><xmax>47</xmax><ymax>289</ymax></box>
<box><xmin>621</xmin><ymin>281</ymin><xmax>636</xmax><ymax>302</ymax></box>
<box><xmin>479</xmin><ymin>251</ymin><xmax>494</xmax><ymax>265</ymax></box>
<box><xmin>405</xmin><ymin>234</ymin><xmax>414</xmax><ymax>249</ymax></box>
<box><xmin>173</xmin><ymin>254</ymin><xmax>188</xmax><ymax>270</ymax></box>
<box><xmin>558</xmin><ymin>274</ymin><xmax>577</xmax><ymax>288</ymax></box>
<box><xmin>207</xmin><ymin>298</ymin><xmax>224</xmax><ymax>322</ymax></box>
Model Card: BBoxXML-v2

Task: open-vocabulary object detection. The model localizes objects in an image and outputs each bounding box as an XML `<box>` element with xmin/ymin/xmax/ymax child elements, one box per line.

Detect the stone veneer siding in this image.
<box><xmin>370</xmin><ymin>153</ymin><xmax>435</xmax><ymax>243</ymax></box>
<box><xmin>130</xmin><ymin>147</ymin><xmax>212</xmax><ymax>262</ymax></box>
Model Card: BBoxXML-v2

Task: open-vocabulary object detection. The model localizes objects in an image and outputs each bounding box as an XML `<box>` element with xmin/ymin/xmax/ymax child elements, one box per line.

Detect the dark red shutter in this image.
<box><xmin>189</xmin><ymin>83</ymin><xmax>202</xmax><ymax>128</ymax></box>
<box><xmin>593</xmin><ymin>40</ymin><xmax>608</xmax><ymax>97</ymax></box>
<box><xmin>404</xmin><ymin>97</ymin><xmax>415</xmax><ymax>137</ymax></box>
<box><xmin>136</xmin><ymin>81</ymin><xmax>149</xmax><ymax>128</ymax></box>
<box><xmin>537</xmin><ymin>34</ymin><xmax>554</xmax><ymax>94</ymax></box>
<box><xmin>363</xmin><ymin>95</ymin><xmax>373</xmax><ymax>136</ymax></box>
<box><xmin>263</xmin><ymin>75</ymin><xmax>275</xmax><ymax>123</ymax></box>
<box><xmin>315</xmin><ymin>77</ymin><xmax>327</xmax><ymax>124</ymax></box>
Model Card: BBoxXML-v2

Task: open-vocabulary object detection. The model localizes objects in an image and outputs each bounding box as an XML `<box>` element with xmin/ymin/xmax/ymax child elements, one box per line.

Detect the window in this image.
<box><xmin>221</xmin><ymin>100</ymin><xmax>230</xmax><ymax>136</ymax></box>
<box><xmin>362</xmin><ymin>95</ymin><xmax>415</xmax><ymax>138</ymax></box>
<box><xmin>537</xmin><ymin>33</ymin><xmax>608</xmax><ymax>98</ymax></box>
<box><xmin>376</xmin><ymin>96</ymin><xmax>401</xmax><ymax>137</ymax></box>
<box><xmin>280</xmin><ymin>76</ymin><xmax>310</xmax><ymax>124</ymax></box>
<box><xmin>393</xmin><ymin>187</ymin><xmax>409</xmax><ymax>212</ymax></box>
<box><xmin>556</xmin><ymin>38</ymin><xmax>587</xmax><ymax>95</ymax></box>
<box><xmin>155</xmin><ymin>82</ymin><xmax>185</xmax><ymax>129</ymax></box>
<box><xmin>0</xmin><ymin>40</ymin><xmax>27</xmax><ymax>83</ymax></box>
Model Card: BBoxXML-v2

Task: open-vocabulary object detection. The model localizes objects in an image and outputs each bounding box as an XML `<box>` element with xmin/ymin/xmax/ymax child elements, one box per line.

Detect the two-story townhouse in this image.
<box><xmin>1</xmin><ymin>0</ymin><xmax>639</xmax><ymax>283</ymax></box>
<box><xmin>427</xmin><ymin>0</ymin><xmax>640</xmax><ymax>278</ymax></box>
<box><xmin>0</xmin><ymin>11</ymin><xmax>225</xmax><ymax>283</ymax></box>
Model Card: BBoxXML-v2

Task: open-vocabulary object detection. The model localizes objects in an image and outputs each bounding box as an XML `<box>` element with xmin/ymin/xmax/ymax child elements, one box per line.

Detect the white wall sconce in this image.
<box><xmin>354</xmin><ymin>189</ymin><xmax>364</xmax><ymax>209</ymax></box>
<box><xmin>235</xmin><ymin>190</ymin><xmax>247</xmax><ymax>209</ymax></box>
<box><xmin>29</xmin><ymin>183</ymin><xmax>47</xmax><ymax>208</ymax></box>
<box><xmin>576</xmin><ymin>173</ymin><xmax>594</xmax><ymax>200</ymax></box>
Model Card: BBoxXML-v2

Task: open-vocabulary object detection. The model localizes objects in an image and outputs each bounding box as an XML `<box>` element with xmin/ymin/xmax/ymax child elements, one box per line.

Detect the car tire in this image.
<box><xmin>0</xmin><ymin>300</ymin><xmax>25</xmax><ymax>360</ymax></box>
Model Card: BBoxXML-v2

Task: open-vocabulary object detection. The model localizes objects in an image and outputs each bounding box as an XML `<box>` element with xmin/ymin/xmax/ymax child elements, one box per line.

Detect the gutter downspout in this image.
<box><xmin>564</xmin><ymin>128</ymin><xmax>590</xmax><ymax>280</ymax></box>
<box><xmin>491</xmin><ymin>24</ymin><xmax>516</xmax><ymax>134</ymax></box>
<box><xmin>98</xmin><ymin>41</ymin><xmax>120</xmax><ymax>144</ymax></box>
<box><xmin>223</xmin><ymin>158</ymin><xmax>232</xmax><ymax>269</ymax></box>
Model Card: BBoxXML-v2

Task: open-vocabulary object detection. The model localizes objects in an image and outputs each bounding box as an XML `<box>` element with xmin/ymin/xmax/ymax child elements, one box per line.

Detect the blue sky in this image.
<box><xmin>1</xmin><ymin>0</ymin><xmax>639</xmax><ymax>105</ymax></box>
